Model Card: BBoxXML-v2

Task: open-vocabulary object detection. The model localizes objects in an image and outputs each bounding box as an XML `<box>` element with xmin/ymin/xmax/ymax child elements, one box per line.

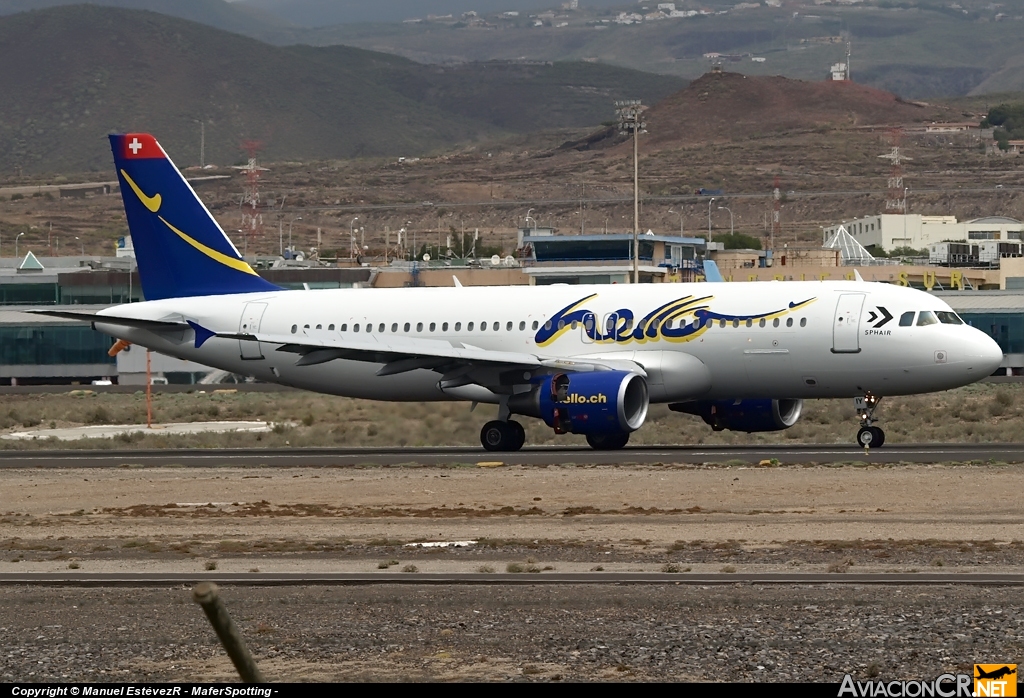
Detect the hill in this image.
<box><xmin>0</xmin><ymin>5</ymin><xmax>684</xmax><ymax>173</ymax></box>
<box><xmin>642</xmin><ymin>71</ymin><xmax>943</xmax><ymax>146</ymax></box>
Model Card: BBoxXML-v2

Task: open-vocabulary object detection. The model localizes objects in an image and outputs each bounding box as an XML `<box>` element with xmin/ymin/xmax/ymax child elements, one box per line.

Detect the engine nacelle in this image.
<box><xmin>508</xmin><ymin>370</ymin><xmax>649</xmax><ymax>435</ymax></box>
<box><xmin>670</xmin><ymin>398</ymin><xmax>803</xmax><ymax>433</ymax></box>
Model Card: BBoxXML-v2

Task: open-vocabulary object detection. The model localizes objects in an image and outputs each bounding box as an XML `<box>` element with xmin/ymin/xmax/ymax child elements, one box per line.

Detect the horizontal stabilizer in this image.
<box><xmin>26</xmin><ymin>309</ymin><xmax>189</xmax><ymax>331</ymax></box>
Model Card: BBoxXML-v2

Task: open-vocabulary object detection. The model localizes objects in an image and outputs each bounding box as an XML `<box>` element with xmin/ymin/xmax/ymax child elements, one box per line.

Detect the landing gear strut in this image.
<box><xmin>480</xmin><ymin>420</ymin><xmax>526</xmax><ymax>452</ymax></box>
<box><xmin>855</xmin><ymin>393</ymin><xmax>885</xmax><ymax>448</ymax></box>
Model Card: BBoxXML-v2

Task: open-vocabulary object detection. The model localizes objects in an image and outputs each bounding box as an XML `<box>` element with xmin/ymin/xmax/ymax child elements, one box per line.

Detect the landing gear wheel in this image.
<box><xmin>869</xmin><ymin>426</ymin><xmax>885</xmax><ymax>448</ymax></box>
<box><xmin>856</xmin><ymin>426</ymin><xmax>885</xmax><ymax>448</ymax></box>
<box><xmin>507</xmin><ymin>420</ymin><xmax>526</xmax><ymax>451</ymax></box>
<box><xmin>480</xmin><ymin>420</ymin><xmax>525</xmax><ymax>452</ymax></box>
<box><xmin>586</xmin><ymin>431</ymin><xmax>630</xmax><ymax>451</ymax></box>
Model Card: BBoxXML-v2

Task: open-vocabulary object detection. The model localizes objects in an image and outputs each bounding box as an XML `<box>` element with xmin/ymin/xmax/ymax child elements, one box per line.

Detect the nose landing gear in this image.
<box><xmin>855</xmin><ymin>393</ymin><xmax>885</xmax><ymax>448</ymax></box>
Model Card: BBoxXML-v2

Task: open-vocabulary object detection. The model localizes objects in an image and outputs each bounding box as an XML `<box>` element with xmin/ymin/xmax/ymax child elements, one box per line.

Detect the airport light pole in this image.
<box><xmin>15</xmin><ymin>232</ymin><xmax>25</xmax><ymax>259</ymax></box>
<box><xmin>616</xmin><ymin>100</ymin><xmax>645</xmax><ymax>284</ymax></box>
<box><xmin>718</xmin><ymin>206</ymin><xmax>734</xmax><ymax>236</ymax></box>
<box><xmin>350</xmin><ymin>217</ymin><xmax>359</xmax><ymax>261</ymax></box>
<box><xmin>668</xmin><ymin>209</ymin><xmax>683</xmax><ymax>236</ymax></box>
<box><xmin>287</xmin><ymin>216</ymin><xmax>302</xmax><ymax>257</ymax></box>
<box><xmin>707</xmin><ymin>197</ymin><xmax>715</xmax><ymax>238</ymax></box>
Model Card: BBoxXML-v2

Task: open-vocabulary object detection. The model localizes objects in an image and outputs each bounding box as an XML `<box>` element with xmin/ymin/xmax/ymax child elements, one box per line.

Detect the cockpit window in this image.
<box><xmin>899</xmin><ymin>312</ymin><xmax>915</xmax><ymax>327</ymax></box>
<box><xmin>936</xmin><ymin>311</ymin><xmax>963</xmax><ymax>325</ymax></box>
<box><xmin>916</xmin><ymin>311</ymin><xmax>939</xmax><ymax>326</ymax></box>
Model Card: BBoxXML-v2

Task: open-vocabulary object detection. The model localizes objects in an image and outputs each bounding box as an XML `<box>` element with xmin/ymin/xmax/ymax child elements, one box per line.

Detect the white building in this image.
<box><xmin>823</xmin><ymin>215</ymin><xmax>1024</xmax><ymax>252</ymax></box>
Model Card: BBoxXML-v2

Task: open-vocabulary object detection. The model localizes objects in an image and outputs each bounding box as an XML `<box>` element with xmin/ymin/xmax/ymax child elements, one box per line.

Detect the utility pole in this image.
<box><xmin>616</xmin><ymin>100</ymin><xmax>646</xmax><ymax>283</ymax></box>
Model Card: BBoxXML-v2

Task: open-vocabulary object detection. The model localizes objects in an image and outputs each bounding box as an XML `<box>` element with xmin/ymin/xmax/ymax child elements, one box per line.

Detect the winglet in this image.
<box><xmin>453</xmin><ymin>276</ymin><xmax>463</xmax><ymax>288</ymax></box>
<box><xmin>702</xmin><ymin>260</ymin><xmax>725</xmax><ymax>283</ymax></box>
<box><xmin>853</xmin><ymin>269</ymin><xmax>865</xmax><ymax>282</ymax></box>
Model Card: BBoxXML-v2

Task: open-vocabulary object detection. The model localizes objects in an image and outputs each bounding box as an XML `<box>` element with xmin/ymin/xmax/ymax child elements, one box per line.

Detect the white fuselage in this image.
<box><xmin>95</xmin><ymin>281</ymin><xmax>1003</xmax><ymax>403</ymax></box>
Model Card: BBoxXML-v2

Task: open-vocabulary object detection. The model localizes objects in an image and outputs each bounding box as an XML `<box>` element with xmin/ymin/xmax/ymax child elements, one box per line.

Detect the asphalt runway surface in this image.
<box><xmin>0</xmin><ymin>443</ymin><xmax>1021</xmax><ymax>468</ymax></box>
<box><xmin>1</xmin><ymin>572</ymin><xmax>1021</xmax><ymax>587</ymax></box>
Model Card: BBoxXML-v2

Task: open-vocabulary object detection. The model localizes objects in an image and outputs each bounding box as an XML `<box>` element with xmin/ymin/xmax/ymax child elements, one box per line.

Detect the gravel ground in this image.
<box><xmin>1</xmin><ymin>584</ymin><xmax>1021</xmax><ymax>682</ymax></box>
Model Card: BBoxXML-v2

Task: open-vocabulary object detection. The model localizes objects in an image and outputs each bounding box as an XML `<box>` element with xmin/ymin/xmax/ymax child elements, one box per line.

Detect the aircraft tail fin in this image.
<box><xmin>109</xmin><ymin>133</ymin><xmax>280</xmax><ymax>301</ymax></box>
<box><xmin>702</xmin><ymin>260</ymin><xmax>725</xmax><ymax>283</ymax></box>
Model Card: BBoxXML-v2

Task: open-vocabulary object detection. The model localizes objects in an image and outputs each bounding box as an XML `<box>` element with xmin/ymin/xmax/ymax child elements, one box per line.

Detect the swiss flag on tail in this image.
<box><xmin>118</xmin><ymin>133</ymin><xmax>164</xmax><ymax>160</ymax></box>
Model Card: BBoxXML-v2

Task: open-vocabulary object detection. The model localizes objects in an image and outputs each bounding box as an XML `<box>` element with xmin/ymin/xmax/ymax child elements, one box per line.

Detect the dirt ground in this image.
<box><xmin>3</xmin><ymin>462</ymin><xmax>1024</xmax><ymax>575</ymax></box>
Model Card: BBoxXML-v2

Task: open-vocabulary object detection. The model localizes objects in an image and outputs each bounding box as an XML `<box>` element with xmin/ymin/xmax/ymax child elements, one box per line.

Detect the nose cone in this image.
<box><xmin>966</xmin><ymin>330</ymin><xmax>1004</xmax><ymax>377</ymax></box>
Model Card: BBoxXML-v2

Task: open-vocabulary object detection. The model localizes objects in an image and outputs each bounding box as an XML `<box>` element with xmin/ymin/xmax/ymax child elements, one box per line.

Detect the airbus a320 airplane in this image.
<box><xmin>35</xmin><ymin>134</ymin><xmax>1003</xmax><ymax>451</ymax></box>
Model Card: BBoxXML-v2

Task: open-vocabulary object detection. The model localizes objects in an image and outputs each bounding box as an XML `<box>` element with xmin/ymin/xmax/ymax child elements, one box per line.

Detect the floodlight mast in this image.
<box><xmin>616</xmin><ymin>100</ymin><xmax>645</xmax><ymax>284</ymax></box>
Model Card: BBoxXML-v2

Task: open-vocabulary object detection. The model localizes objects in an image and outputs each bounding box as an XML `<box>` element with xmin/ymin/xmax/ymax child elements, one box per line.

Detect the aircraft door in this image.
<box><xmin>832</xmin><ymin>293</ymin><xmax>865</xmax><ymax>354</ymax></box>
<box><xmin>239</xmin><ymin>302</ymin><xmax>268</xmax><ymax>360</ymax></box>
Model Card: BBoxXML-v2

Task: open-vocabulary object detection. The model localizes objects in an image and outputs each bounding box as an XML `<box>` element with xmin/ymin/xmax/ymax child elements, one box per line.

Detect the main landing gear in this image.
<box><xmin>480</xmin><ymin>420</ymin><xmax>526</xmax><ymax>452</ymax></box>
<box><xmin>855</xmin><ymin>393</ymin><xmax>885</xmax><ymax>448</ymax></box>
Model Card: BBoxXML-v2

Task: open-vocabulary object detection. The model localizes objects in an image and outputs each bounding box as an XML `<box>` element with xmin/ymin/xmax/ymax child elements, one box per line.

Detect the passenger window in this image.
<box><xmin>303</xmin><ymin>324</ymin><xmax>310</xmax><ymax>330</ymax></box>
<box><xmin>378</xmin><ymin>323</ymin><xmax>385</xmax><ymax>333</ymax></box>
<box><xmin>745</xmin><ymin>319</ymin><xmax>752</xmax><ymax>328</ymax></box>
<box><xmin>773</xmin><ymin>318</ymin><xmax>779</xmax><ymax>328</ymax></box>
<box><xmin>800</xmin><ymin>318</ymin><xmax>807</xmax><ymax>327</ymax></box>
<box><xmin>328</xmin><ymin>324</ymin><xmax>335</xmax><ymax>331</ymax></box>
<box><xmin>481</xmin><ymin>322</ymin><xmax>487</xmax><ymax>331</ymax></box>
<box><xmin>544</xmin><ymin>321</ymin><xmax>552</xmax><ymax>330</ymax></box>
<box><xmin>493</xmin><ymin>322</ymin><xmax>500</xmax><ymax>331</ymax></box>
<box><xmin>340</xmin><ymin>324</ymin><xmax>347</xmax><ymax>332</ymax></box>
<box><xmin>917</xmin><ymin>311</ymin><xmax>939</xmax><ymax>326</ymax></box>
<box><xmin>719</xmin><ymin>319</ymin><xmax>726</xmax><ymax>328</ymax></box>
<box><xmin>533</xmin><ymin>321</ymin><xmax>539</xmax><ymax>330</ymax></box>
<box><xmin>416</xmin><ymin>322</ymin><xmax>423</xmax><ymax>332</ymax></box>
<box><xmin>429</xmin><ymin>322</ymin><xmax>436</xmax><ymax>332</ymax></box>
<box><xmin>468</xmin><ymin>322</ymin><xmax>474</xmax><ymax>331</ymax></box>
<box><xmin>391</xmin><ymin>323</ymin><xmax>398</xmax><ymax>332</ymax></box>
<box><xmin>291</xmin><ymin>325</ymin><xmax>297</xmax><ymax>334</ymax></box>
<box><xmin>316</xmin><ymin>324</ymin><xmax>322</xmax><ymax>330</ymax></box>
<box><xmin>506</xmin><ymin>321</ymin><xmax>513</xmax><ymax>331</ymax></box>
<box><xmin>442</xmin><ymin>322</ymin><xmax>449</xmax><ymax>331</ymax></box>
<box><xmin>354</xmin><ymin>324</ymin><xmax>360</xmax><ymax>332</ymax></box>
<box><xmin>558</xmin><ymin>320</ymin><xmax>566</xmax><ymax>330</ymax></box>
<box><xmin>786</xmin><ymin>318</ymin><xmax>793</xmax><ymax>327</ymax></box>
<box><xmin>519</xmin><ymin>321</ymin><xmax>526</xmax><ymax>331</ymax></box>
<box><xmin>899</xmin><ymin>312</ymin><xmax>915</xmax><ymax>327</ymax></box>
<box><xmin>404</xmin><ymin>323</ymin><xmax>410</xmax><ymax>332</ymax></box>
<box><xmin>455</xmin><ymin>322</ymin><xmax>462</xmax><ymax>331</ymax></box>
<box><xmin>758</xmin><ymin>319</ymin><xmax>765</xmax><ymax>328</ymax></box>
<box><xmin>732</xmin><ymin>319</ymin><xmax>739</xmax><ymax>328</ymax></box>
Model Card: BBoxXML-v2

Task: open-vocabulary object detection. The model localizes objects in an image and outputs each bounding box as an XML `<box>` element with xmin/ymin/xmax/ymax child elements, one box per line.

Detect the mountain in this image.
<box><xmin>0</xmin><ymin>0</ymin><xmax>292</xmax><ymax>38</ymax></box>
<box><xmin>237</xmin><ymin>1</ymin><xmax>626</xmax><ymax>27</ymax></box>
<box><xmin>0</xmin><ymin>5</ymin><xmax>684</xmax><ymax>173</ymax></box>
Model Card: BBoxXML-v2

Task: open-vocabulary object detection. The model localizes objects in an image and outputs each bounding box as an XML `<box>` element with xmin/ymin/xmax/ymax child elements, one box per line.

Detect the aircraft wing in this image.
<box><xmin>220</xmin><ymin>331</ymin><xmax>646</xmax><ymax>385</ymax></box>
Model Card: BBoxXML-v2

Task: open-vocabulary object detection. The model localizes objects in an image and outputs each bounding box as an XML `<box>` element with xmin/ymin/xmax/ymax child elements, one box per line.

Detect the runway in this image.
<box><xmin>0</xmin><ymin>442</ymin><xmax>1020</xmax><ymax>468</ymax></box>
<box><xmin>1</xmin><ymin>572</ymin><xmax>1021</xmax><ymax>587</ymax></box>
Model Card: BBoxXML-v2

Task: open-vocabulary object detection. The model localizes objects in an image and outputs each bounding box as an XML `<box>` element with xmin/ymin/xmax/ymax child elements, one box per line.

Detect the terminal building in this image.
<box><xmin>822</xmin><ymin>215</ymin><xmax>1024</xmax><ymax>252</ymax></box>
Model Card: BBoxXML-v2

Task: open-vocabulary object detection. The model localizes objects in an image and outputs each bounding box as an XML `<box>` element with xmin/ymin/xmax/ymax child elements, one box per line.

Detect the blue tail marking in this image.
<box><xmin>109</xmin><ymin>133</ymin><xmax>280</xmax><ymax>301</ymax></box>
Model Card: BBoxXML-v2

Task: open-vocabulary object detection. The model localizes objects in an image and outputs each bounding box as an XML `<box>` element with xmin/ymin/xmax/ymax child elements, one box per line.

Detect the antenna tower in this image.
<box><xmin>771</xmin><ymin>175</ymin><xmax>782</xmax><ymax>251</ymax></box>
<box><xmin>878</xmin><ymin>128</ymin><xmax>910</xmax><ymax>213</ymax></box>
<box><xmin>235</xmin><ymin>140</ymin><xmax>268</xmax><ymax>253</ymax></box>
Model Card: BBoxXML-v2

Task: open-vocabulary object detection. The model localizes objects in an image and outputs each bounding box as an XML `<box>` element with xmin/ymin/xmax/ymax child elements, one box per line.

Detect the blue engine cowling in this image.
<box><xmin>507</xmin><ymin>370</ymin><xmax>649</xmax><ymax>435</ymax></box>
<box><xmin>669</xmin><ymin>399</ymin><xmax>803</xmax><ymax>432</ymax></box>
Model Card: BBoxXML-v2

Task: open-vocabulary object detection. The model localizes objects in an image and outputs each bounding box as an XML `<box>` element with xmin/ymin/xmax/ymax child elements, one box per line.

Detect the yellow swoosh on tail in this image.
<box><xmin>158</xmin><ymin>216</ymin><xmax>259</xmax><ymax>276</ymax></box>
<box><xmin>120</xmin><ymin>169</ymin><xmax>162</xmax><ymax>213</ymax></box>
